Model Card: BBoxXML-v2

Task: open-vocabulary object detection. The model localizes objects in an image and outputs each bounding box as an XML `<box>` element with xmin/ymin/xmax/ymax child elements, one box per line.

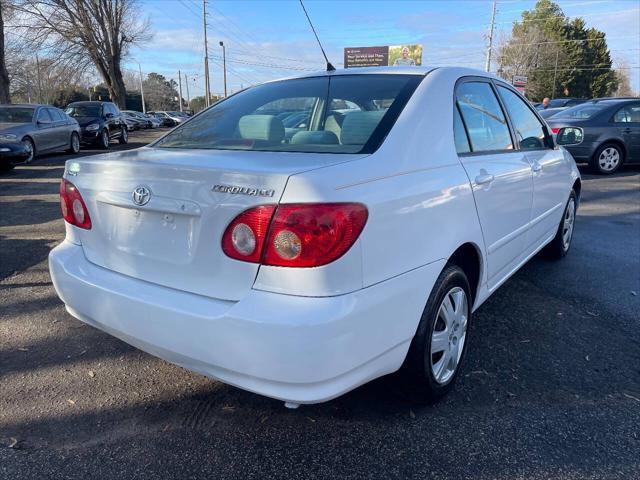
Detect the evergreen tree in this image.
<box><xmin>498</xmin><ymin>0</ymin><xmax>617</xmax><ymax>101</ymax></box>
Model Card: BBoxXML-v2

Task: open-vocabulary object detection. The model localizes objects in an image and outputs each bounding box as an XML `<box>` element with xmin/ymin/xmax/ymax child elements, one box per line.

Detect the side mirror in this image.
<box><xmin>556</xmin><ymin>127</ymin><xmax>584</xmax><ymax>146</ymax></box>
<box><xmin>104</xmin><ymin>113</ymin><xmax>114</xmax><ymax>119</ymax></box>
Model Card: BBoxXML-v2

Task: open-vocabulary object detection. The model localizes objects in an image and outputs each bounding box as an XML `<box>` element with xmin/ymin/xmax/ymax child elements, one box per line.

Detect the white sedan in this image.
<box><xmin>49</xmin><ymin>67</ymin><xmax>580</xmax><ymax>406</ymax></box>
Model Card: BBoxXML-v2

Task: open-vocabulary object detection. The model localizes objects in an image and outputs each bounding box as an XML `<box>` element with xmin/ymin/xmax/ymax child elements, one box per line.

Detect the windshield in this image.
<box><xmin>66</xmin><ymin>105</ymin><xmax>100</xmax><ymax>117</ymax></box>
<box><xmin>554</xmin><ymin>102</ymin><xmax>611</xmax><ymax>120</ymax></box>
<box><xmin>155</xmin><ymin>74</ymin><xmax>422</xmax><ymax>154</ymax></box>
<box><xmin>0</xmin><ymin>107</ymin><xmax>35</xmax><ymax>123</ymax></box>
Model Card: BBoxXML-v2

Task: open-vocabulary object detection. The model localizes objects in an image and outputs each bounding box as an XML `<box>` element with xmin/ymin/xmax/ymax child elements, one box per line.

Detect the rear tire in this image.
<box><xmin>590</xmin><ymin>143</ymin><xmax>623</xmax><ymax>174</ymax></box>
<box><xmin>401</xmin><ymin>264</ymin><xmax>472</xmax><ymax>403</ymax></box>
<box><xmin>544</xmin><ymin>190</ymin><xmax>577</xmax><ymax>259</ymax></box>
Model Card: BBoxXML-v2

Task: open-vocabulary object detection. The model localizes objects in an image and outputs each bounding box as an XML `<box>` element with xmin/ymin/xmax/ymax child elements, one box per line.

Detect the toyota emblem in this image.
<box><xmin>132</xmin><ymin>185</ymin><xmax>151</xmax><ymax>206</ymax></box>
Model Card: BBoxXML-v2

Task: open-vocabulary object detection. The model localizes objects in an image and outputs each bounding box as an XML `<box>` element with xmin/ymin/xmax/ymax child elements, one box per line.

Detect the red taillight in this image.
<box><xmin>59</xmin><ymin>179</ymin><xmax>92</xmax><ymax>229</ymax></box>
<box><xmin>551</xmin><ymin>127</ymin><xmax>560</xmax><ymax>134</ymax></box>
<box><xmin>221</xmin><ymin>205</ymin><xmax>276</xmax><ymax>263</ymax></box>
<box><xmin>221</xmin><ymin>203</ymin><xmax>368</xmax><ymax>268</ymax></box>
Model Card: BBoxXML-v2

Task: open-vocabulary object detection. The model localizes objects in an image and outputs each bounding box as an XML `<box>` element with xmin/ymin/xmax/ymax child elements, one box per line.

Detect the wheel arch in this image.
<box><xmin>572</xmin><ymin>177</ymin><xmax>582</xmax><ymax>203</ymax></box>
<box><xmin>447</xmin><ymin>242</ymin><xmax>483</xmax><ymax>305</ymax></box>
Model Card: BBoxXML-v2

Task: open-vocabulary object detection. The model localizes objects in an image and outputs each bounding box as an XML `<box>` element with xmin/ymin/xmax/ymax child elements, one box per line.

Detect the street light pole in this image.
<box><xmin>184</xmin><ymin>73</ymin><xmax>190</xmax><ymax>111</ymax></box>
<box><xmin>178</xmin><ymin>69</ymin><xmax>183</xmax><ymax>112</ymax></box>
<box><xmin>219</xmin><ymin>41</ymin><xmax>227</xmax><ymax>97</ymax></box>
<box><xmin>138</xmin><ymin>63</ymin><xmax>146</xmax><ymax>113</ymax></box>
<box><xmin>203</xmin><ymin>0</ymin><xmax>211</xmax><ymax>107</ymax></box>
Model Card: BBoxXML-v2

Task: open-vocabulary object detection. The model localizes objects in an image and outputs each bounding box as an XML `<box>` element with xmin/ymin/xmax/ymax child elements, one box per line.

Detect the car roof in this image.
<box><xmin>0</xmin><ymin>103</ymin><xmax>49</xmax><ymax>108</ymax></box>
<box><xmin>67</xmin><ymin>101</ymin><xmax>111</xmax><ymax>105</ymax></box>
<box><xmin>270</xmin><ymin>65</ymin><xmax>500</xmax><ymax>83</ymax></box>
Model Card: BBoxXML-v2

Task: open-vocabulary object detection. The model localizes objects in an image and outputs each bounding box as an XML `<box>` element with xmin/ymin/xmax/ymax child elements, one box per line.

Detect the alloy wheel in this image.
<box><xmin>430</xmin><ymin>286</ymin><xmax>469</xmax><ymax>385</ymax></box>
<box><xmin>71</xmin><ymin>134</ymin><xmax>80</xmax><ymax>153</ymax></box>
<box><xmin>598</xmin><ymin>147</ymin><xmax>620</xmax><ymax>172</ymax></box>
<box><xmin>562</xmin><ymin>198</ymin><xmax>575</xmax><ymax>251</ymax></box>
<box><xmin>102</xmin><ymin>130</ymin><xmax>109</xmax><ymax>148</ymax></box>
<box><xmin>22</xmin><ymin>139</ymin><xmax>34</xmax><ymax>163</ymax></box>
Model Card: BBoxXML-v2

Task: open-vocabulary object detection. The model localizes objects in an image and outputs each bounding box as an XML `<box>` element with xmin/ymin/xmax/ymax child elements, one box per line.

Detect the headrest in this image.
<box><xmin>290</xmin><ymin>131</ymin><xmax>339</xmax><ymax>145</ymax></box>
<box><xmin>238</xmin><ymin>114</ymin><xmax>285</xmax><ymax>143</ymax></box>
<box><xmin>340</xmin><ymin>110</ymin><xmax>386</xmax><ymax>145</ymax></box>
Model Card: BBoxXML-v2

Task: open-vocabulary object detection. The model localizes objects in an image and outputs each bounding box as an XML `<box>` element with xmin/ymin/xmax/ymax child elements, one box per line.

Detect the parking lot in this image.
<box><xmin>1</xmin><ymin>129</ymin><xmax>639</xmax><ymax>479</ymax></box>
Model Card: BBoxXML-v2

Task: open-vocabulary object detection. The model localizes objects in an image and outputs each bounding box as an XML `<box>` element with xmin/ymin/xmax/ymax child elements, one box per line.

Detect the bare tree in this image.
<box><xmin>613</xmin><ymin>59</ymin><xmax>636</xmax><ymax>97</ymax></box>
<box><xmin>18</xmin><ymin>0</ymin><xmax>150</xmax><ymax>108</ymax></box>
<box><xmin>0</xmin><ymin>0</ymin><xmax>12</xmax><ymax>103</ymax></box>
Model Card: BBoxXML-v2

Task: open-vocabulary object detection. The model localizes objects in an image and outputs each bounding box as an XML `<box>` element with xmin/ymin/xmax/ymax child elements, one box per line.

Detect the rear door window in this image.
<box><xmin>456</xmin><ymin>82</ymin><xmax>513</xmax><ymax>152</ymax></box>
<box><xmin>155</xmin><ymin>74</ymin><xmax>423</xmax><ymax>154</ymax></box>
<box><xmin>497</xmin><ymin>85</ymin><xmax>548</xmax><ymax>150</ymax></box>
<box><xmin>613</xmin><ymin>104</ymin><xmax>640</xmax><ymax>123</ymax></box>
<box><xmin>37</xmin><ymin>109</ymin><xmax>53</xmax><ymax>123</ymax></box>
<box><xmin>453</xmin><ymin>106</ymin><xmax>471</xmax><ymax>154</ymax></box>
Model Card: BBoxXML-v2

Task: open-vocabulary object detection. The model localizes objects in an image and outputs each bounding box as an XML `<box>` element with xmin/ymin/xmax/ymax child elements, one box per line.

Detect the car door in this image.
<box><xmin>455</xmin><ymin>79</ymin><xmax>534</xmax><ymax>290</ymax></box>
<box><xmin>613</xmin><ymin>103</ymin><xmax>640</xmax><ymax>162</ymax></box>
<box><xmin>32</xmin><ymin>108</ymin><xmax>56</xmax><ymax>152</ymax></box>
<box><xmin>495</xmin><ymin>83</ymin><xmax>568</xmax><ymax>253</ymax></box>
<box><xmin>46</xmin><ymin>108</ymin><xmax>69</xmax><ymax>149</ymax></box>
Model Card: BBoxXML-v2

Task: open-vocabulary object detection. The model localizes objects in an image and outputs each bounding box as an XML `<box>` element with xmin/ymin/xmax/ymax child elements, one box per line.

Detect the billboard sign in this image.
<box><xmin>344</xmin><ymin>45</ymin><xmax>423</xmax><ymax>68</ymax></box>
<box><xmin>512</xmin><ymin>75</ymin><xmax>528</xmax><ymax>94</ymax></box>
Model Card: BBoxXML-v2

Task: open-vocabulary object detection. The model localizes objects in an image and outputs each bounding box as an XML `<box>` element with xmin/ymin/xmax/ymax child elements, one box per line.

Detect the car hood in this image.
<box><xmin>0</xmin><ymin>122</ymin><xmax>29</xmax><ymax>134</ymax></box>
<box><xmin>71</xmin><ymin>116</ymin><xmax>101</xmax><ymax>128</ymax></box>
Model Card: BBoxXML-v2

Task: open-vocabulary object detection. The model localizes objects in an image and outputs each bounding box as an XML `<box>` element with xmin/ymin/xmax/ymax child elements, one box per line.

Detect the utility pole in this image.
<box><xmin>219</xmin><ymin>41</ymin><xmax>227</xmax><ymax>97</ymax></box>
<box><xmin>552</xmin><ymin>49</ymin><xmax>559</xmax><ymax>99</ymax></box>
<box><xmin>138</xmin><ymin>63</ymin><xmax>146</xmax><ymax>113</ymax></box>
<box><xmin>35</xmin><ymin>54</ymin><xmax>43</xmax><ymax>103</ymax></box>
<box><xmin>485</xmin><ymin>0</ymin><xmax>497</xmax><ymax>73</ymax></box>
<box><xmin>178</xmin><ymin>69</ymin><xmax>183</xmax><ymax>112</ymax></box>
<box><xmin>203</xmin><ymin>0</ymin><xmax>211</xmax><ymax>107</ymax></box>
<box><xmin>184</xmin><ymin>73</ymin><xmax>191</xmax><ymax>110</ymax></box>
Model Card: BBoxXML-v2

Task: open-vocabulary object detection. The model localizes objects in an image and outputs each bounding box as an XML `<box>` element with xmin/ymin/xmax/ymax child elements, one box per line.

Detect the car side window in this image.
<box><xmin>453</xmin><ymin>106</ymin><xmax>471</xmax><ymax>154</ymax></box>
<box><xmin>47</xmin><ymin>108</ymin><xmax>63</xmax><ymax>122</ymax></box>
<box><xmin>497</xmin><ymin>85</ymin><xmax>548</xmax><ymax>150</ymax></box>
<box><xmin>613</xmin><ymin>105</ymin><xmax>640</xmax><ymax>123</ymax></box>
<box><xmin>456</xmin><ymin>81</ymin><xmax>513</xmax><ymax>152</ymax></box>
<box><xmin>37</xmin><ymin>109</ymin><xmax>52</xmax><ymax>123</ymax></box>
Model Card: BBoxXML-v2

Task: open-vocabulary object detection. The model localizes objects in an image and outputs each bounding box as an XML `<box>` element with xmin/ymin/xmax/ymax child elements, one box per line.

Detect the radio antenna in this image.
<box><xmin>299</xmin><ymin>0</ymin><xmax>335</xmax><ymax>72</ymax></box>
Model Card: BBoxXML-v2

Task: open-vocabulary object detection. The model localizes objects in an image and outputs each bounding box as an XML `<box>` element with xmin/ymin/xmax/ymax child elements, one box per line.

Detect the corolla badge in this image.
<box><xmin>132</xmin><ymin>185</ymin><xmax>152</xmax><ymax>206</ymax></box>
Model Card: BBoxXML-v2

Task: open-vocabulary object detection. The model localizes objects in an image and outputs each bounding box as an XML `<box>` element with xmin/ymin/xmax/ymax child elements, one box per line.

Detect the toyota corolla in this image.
<box><xmin>49</xmin><ymin>67</ymin><xmax>581</xmax><ymax>406</ymax></box>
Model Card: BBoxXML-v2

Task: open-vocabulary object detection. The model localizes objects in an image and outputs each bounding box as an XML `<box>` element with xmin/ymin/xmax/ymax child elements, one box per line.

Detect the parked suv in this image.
<box><xmin>50</xmin><ymin>67</ymin><xmax>580</xmax><ymax>406</ymax></box>
<box><xmin>65</xmin><ymin>101</ymin><xmax>128</xmax><ymax>149</ymax></box>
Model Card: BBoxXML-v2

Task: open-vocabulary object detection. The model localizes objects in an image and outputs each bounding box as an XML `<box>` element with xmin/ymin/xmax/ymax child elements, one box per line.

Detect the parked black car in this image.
<box><xmin>65</xmin><ymin>101</ymin><xmax>128</xmax><ymax>149</ymax></box>
<box><xmin>550</xmin><ymin>98</ymin><xmax>640</xmax><ymax>174</ymax></box>
<box><xmin>0</xmin><ymin>104</ymin><xmax>81</xmax><ymax>171</ymax></box>
<box><xmin>536</xmin><ymin>98</ymin><xmax>588</xmax><ymax>110</ymax></box>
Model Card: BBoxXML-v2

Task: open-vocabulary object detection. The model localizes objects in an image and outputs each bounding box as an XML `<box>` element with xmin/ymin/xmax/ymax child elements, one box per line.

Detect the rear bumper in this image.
<box><xmin>49</xmin><ymin>241</ymin><xmax>443</xmax><ymax>404</ymax></box>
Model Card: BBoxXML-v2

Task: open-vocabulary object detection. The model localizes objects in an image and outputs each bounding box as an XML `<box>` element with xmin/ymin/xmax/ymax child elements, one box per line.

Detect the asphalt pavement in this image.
<box><xmin>1</xmin><ymin>130</ymin><xmax>639</xmax><ymax>480</ymax></box>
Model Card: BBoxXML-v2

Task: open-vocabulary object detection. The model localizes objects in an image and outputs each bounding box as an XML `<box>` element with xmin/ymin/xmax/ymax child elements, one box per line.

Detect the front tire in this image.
<box><xmin>591</xmin><ymin>143</ymin><xmax>623</xmax><ymax>174</ymax></box>
<box><xmin>544</xmin><ymin>190</ymin><xmax>577</xmax><ymax>259</ymax></box>
<box><xmin>119</xmin><ymin>126</ymin><xmax>128</xmax><ymax>144</ymax></box>
<box><xmin>67</xmin><ymin>132</ymin><xmax>80</xmax><ymax>154</ymax></box>
<box><xmin>402</xmin><ymin>265</ymin><xmax>472</xmax><ymax>402</ymax></box>
<box><xmin>22</xmin><ymin>137</ymin><xmax>35</xmax><ymax>163</ymax></box>
<box><xmin>98</xmin><ymin>129</ymin><xmax>110</xmax><ymax>149</ymax></box>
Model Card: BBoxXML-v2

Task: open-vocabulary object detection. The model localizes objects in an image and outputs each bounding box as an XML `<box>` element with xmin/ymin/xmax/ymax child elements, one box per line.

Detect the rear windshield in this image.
<box><xmin>155</xmin><ymin>74</ymin><xmax>423</xmax><ymax>154</ymax></box>
<box><xmin>554</xmin><ymin>102</ymin><xmax>611</xmax><ymax>120</ymax></box>
<box><xmin>66</xmin><ymin>105</ymin><xmax>100</xmax><ymax>117</ymax></box>
<box><xmin>0</xmin><ymin>107</ymin><xmax>35</xmax><ymax>123</ymax></box>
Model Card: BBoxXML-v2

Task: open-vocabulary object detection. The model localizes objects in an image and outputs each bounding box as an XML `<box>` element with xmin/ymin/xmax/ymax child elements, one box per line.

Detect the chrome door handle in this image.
<box><xmin>475</xmin><ymin>173</ymin><xmax>495</xmax><ymax>185</ymax></box>
<box><xmin>531</xmin><ymin>162</ymin><xmax>543</xmax><ymax>173</ymax></box>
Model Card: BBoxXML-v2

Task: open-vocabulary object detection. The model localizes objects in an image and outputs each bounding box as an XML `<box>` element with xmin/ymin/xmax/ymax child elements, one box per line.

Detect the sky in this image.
<box><xmin>128</xmin><ymin>0</ymin><xmax>640</xmax><ymax>98</ymax></box>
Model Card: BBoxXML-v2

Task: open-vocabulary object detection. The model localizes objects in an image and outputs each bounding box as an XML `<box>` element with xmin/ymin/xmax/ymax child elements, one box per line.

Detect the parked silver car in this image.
<box><xmin>0</xmin><ymin>104</ymin><xmax>81</xmax><ymax>171</ymax></box>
